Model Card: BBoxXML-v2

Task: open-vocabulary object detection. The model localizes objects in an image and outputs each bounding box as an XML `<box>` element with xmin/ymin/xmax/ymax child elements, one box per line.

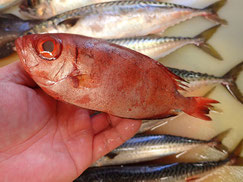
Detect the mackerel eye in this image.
<box><xmin>36</xmin><ymin>37</ymin><xmax>62</xmax><ymax>61</ymax></box>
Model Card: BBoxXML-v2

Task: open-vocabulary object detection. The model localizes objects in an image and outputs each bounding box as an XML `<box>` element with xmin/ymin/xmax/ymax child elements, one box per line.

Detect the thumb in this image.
<box><xmin>57</xmin><ymin>103</ymin><xmax>94</xmax><ymax>174</ymax></box>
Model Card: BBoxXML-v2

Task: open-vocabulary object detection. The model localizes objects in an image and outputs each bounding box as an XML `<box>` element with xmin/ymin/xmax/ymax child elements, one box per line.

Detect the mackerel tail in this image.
<box><xmin>222</xmin><ymin>61</ymin><xmax>243</xmax><ymax>104</ymax></box>
<box><xmin>202</xmin><ymin>0</ymin><xmax>228</xmax><ymax>25</ymax></box>
<box><xmin>74</xmin><ymin>138</ymin><xmax>243</xmax><ymax>182</ymax></box>
<box><xmin>194</xmin><ymin>24</ymin><xmax>223</xmax><ymax>60</ymax></box>
<box><xmin>0</xmin><ymin>14</ymin><xmax>40</xmax><ymax>58</ymax></box>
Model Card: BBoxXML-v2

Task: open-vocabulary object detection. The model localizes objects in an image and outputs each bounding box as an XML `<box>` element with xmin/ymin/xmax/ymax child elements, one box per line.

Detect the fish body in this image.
<box><xmin>20</xmin><ymin>0</ymin><xmax>118</xmax><ymax>19</ymax></box>
<box><xmin>0</xmin><ymin>0</ymin><xmax>227</xmax><ymax>58</ymax></box>
<box><xmin>75</xmin><ymin>139</ymin><xmax>243</xmax><ymax>182</ymax></box>
<box><xmin>109</xmin><ymin>36</ymin><xmax>204</xmax><ymax>60</ymax></box>
<box><xmin>19</xmin><ymin>0</ymin><xmax>212</xmax><ymax>20</ymax></box>
<box><xmin>27</xmin><ymin>0</ymin><xmax>226</xmax><ymax>39</ymax></box>
<box><xmin>93</xmin><ymin>130</ymin><xmax>229</xmax><ymax>166</ymax></box>
<box><xmin>76</xmin><ymin>161</ymin><xmax>228</xmax><ymax>182</ymax></box>
<box><xmin>0</xmin><ymin>0</ymin><xmax>20</xmax><ymax>12</ymax></box>
<box><xmin>15</xmin><ymin>33</ymin><xmax>218</xmax><ymax>120</ymax></box>
<box><xmin>108</xmin><ymin>25</ymin><xmax>222</xmax><ymax>60</ymax></box>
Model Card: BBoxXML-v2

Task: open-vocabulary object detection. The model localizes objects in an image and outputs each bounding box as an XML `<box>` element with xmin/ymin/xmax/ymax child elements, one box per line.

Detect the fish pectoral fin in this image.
<box><xmin>58</xmin><ymin>18</ymin><xmax>80</xmax><ymax>28</ymax></box>
<box><xmin>185</xmin><ymin>176</ymin><xmax>201</xmax><ymax>182</ymax></box>
<box><xmin>70</xmin><ymin>74</ymin><xmax>98</xmax><ymax>88</ymax></box>
<box><xmin>105</xmin><ymin>152</ymin><xmax>118</xmax><ymax>159</ymax></box>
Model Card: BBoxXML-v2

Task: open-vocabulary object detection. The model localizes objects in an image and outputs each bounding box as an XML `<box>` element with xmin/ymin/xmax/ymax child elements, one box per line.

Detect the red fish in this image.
<box><xmin>15</xmin><ymin>34</ymin><xmax>218</xmax><ymax>120</ymax></box>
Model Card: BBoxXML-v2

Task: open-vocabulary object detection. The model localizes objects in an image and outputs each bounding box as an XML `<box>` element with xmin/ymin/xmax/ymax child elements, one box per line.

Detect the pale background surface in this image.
<box><xmin>0</xmin><ymin>0</ymin><xmax>242</xmax><ymax>181</ymax></box>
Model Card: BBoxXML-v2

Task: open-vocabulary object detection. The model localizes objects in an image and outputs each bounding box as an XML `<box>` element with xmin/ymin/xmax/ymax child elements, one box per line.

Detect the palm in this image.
<box><xmin>0</xmin><ymin>62</ymin><xmax>141</xmax><ymax>182</ymax></box>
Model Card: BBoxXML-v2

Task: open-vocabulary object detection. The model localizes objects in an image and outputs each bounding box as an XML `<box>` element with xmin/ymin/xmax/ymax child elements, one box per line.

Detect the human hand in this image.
<box><xmin>0</xmin><ymin>61</ymin><xmax>141</xmax><ymax>182</ymax></box>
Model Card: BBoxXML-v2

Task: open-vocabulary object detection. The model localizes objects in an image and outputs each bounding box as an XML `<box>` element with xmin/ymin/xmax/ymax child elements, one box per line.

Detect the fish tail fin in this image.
<box><xmin>203</xmin><ymin>0</ymin><xmax>228</xmax><ymax>25</ymax></box>
<box><xmin>222</xmin><ymin>61</ymin><xmax>243</xmax><ymax>104</ymax></box>
<box><xmin>209</xmin><ymin>129</ymin><xmax>231</xmax><ymax>153</ymax></box>
<box><xmin>194</xmin><ymin>25</ymin><xmax>223</xmax><ymax>60</ymax></box>
<box><xmin>228</xmin><ymin>139</ymin><xmax>243</xmax><ymax>166</ymax></box>
<box><xmin>182</xmin><ymin>97</ymin><xmax>219</xmax><ymax>121</ymax></box>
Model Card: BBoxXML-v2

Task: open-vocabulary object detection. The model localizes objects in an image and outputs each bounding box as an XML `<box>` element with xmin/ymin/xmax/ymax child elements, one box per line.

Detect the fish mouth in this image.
<box><xmin>15</xmin><ymin>36</ymin><xmax>24</xmax><ymax>56</ymax></box>
<box><xmin>15</xmin><ymin>36</ymin><xmax>39</xmax><ymax>69</ymax></box>
<box><xmin>15</xmin><ymin>36</ymin><xmax>30</xmax><ymax>67</ymax></box>
<box><xmin>15</xmin><ymin>36</ymin><xmax>23</xmax><ymax>48</ymax></box>
<box><xmin>15</xmin><ymin>36</ymin><xmax>27</xmax><ymax>64</ymax></box>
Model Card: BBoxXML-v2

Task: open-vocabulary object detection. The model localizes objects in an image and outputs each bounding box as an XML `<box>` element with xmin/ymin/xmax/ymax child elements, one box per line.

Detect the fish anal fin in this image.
<box><xmin>175</xmin><ymin>81</ymin><xmax>189</xmax><ymax>91</ymax></box>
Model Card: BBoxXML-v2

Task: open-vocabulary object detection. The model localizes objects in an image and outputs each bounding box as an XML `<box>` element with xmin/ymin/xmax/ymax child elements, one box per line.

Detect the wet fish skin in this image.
<box><xmin>15</xmin><ymin>33</ymin><xmax>218</xmax><ymax>120</ymax></box>
<box><xmin>108</xmin><ymin>25</ymin><xmax>222</xmax><ymax>60</ymax></box>
<box><xmin>0</xmin><ymin>0</ymin><xmax>227</xmax><ymax>58</ymax></box>
<box><xmin>19</xmin><ymin>0</ymin><xmax>227</xmax><ymax>22</ymax></box>
<box><xmin>109</xmin><ymin>36</ymin><xmax>205</xmax><ymax>60</ymax></box>
<box><xmin>93</xmin><ymin>129</ymin><xmax>230</xmax><ymax>167</ymax></box>
<box><xmin>75</xmin><ymin>139</ymin><xmax>243</xmax><ymax>182</ymax></box>
<box><xmin>76</xmin><ymin>161</ymin><xmax>227</xmax><ymax>182</ymax></box>
<box><xmin>26</xmin><ymin>0</ymin><xmax>227</xmax><ymax>38</ymax></box>
<box><xmin>20</xmin><ymin>0</ymin><xmax>120</xmax><ymax>19</ymax></box>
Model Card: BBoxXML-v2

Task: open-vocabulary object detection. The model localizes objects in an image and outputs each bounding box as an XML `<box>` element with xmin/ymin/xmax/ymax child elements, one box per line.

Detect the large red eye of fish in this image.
<box><xmin>36</xmin><ymin>36</ymin><xmax>62</xmax><ymax>61</ymax></box>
